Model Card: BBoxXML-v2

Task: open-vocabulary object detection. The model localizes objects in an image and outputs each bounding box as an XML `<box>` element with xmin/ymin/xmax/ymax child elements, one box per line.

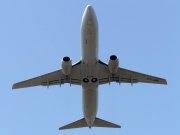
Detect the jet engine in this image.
<box><xmin>108</xmin><ymin>55</ymin><xmax>119</xmax><ymax>74</ymax></box>
<box><xmin>61</xmin><ymin>56</ymin><xmax>72</xmax><ymax>75</ymax></box>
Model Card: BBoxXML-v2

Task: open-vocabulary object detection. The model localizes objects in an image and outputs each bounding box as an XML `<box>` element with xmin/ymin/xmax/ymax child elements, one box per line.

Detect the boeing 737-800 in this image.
<box><xmin>12</xmin><ymin>5</ymin><xmax>167</xmax><ymax>130</ymax></box>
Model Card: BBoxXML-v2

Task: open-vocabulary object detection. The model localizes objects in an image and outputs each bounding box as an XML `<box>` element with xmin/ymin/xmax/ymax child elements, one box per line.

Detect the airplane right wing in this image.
<box><xmin>12</xmin><ymin>61</ymin><xmax>82</xmax><ymax>89</ymax></box>
<box><xmin>98</xmin><ymin>60</ymin><xmax>167</xmax><ymax>85</ymax></box>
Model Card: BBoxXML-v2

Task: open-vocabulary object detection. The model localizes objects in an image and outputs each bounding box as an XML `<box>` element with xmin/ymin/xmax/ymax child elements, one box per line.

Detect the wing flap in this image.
<box><xmin>99</xmin><ymin>77</ymin><xmax>138</xmax><ymax>85</ymax></box>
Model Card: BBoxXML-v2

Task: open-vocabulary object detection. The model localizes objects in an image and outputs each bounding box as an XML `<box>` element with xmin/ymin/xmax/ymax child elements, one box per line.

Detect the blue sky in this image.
<box><xmin>0</xmin><ymin>0</ymin><xmax>179</xmax><ymax>134</ymax></box>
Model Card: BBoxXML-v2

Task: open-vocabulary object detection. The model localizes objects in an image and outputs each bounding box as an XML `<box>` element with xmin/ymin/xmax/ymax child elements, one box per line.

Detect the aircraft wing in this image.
<box><xmin>98</xmin><ymin>60</ymin><xmax>167</xmax><ymax>85</ymax></box>
<box><xmin>12</xmin><ymin>61</ymin><xmax>82</xmax><ymax>89</ymax></box>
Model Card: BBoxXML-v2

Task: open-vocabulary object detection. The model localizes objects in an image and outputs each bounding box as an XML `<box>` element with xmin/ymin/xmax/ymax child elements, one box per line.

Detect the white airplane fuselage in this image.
<box><xmin>81</xmin><ymin>5</ymin><xmax>98</xmax><ymax>127</ymax></box>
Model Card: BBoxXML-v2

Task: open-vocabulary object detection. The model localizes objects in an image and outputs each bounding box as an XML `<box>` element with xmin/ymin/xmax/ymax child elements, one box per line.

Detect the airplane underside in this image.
<box><xmin>12</xmin><ymin>5</ymin><xmax>167</xmax><ymax>130</ymax></box>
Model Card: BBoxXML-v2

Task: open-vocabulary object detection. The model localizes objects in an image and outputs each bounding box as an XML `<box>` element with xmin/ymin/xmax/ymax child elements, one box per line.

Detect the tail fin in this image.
<box><xmin>59</xmin><ymin>117</ymin><xmax>121</xmax><ymax>130</ymax></box>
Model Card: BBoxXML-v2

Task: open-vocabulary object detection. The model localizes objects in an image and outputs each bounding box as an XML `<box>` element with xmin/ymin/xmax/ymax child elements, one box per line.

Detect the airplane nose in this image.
<box><xmin>81</xmin><ymin>5</ymin><xmax>98</xmax><ymax>31</ymax></box>
<box><xmin>85</xmin><ymin>5</ymin><xmax>94</xmax><ymax>15</ymax></box>
<box><xmin>86</xmin><ymin>5</ymin><xmax>93</xmax><ymax>11</ymax></box>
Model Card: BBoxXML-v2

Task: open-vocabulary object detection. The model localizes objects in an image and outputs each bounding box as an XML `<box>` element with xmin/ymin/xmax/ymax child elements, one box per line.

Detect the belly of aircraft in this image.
<box><xmin>82</xmin><ymin>88</ymin><xmax>98</xmax><ymax>126</ymax></box>
<box><xmin>81</xmin><ymin>62</ymin><xmax>99</xmax><ymax>127</ymax></box>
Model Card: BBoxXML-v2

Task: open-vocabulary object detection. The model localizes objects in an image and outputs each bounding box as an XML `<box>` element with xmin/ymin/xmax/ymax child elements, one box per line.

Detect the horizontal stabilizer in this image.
<box><xmin>93</xmin><ymin>117</ymin><xmax>121</xmax><ymax>128</ymax></box>
<box><xmin>59</xmin><ymin>118</ymin><xmax>87</xmax><ymax>130</ymax></box>
<box><xmin>59</xmin><ymin>117</ymin><xmax>121</xmax><ymax>130</ymax></box>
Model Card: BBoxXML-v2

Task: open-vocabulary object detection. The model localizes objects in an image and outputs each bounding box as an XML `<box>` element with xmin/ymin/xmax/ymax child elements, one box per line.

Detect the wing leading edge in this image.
<box><xmin>98</xmin><ymin>60</ymin><xmax>167</xmax><ymax>85</ymax></box>
<box><xmin>12</xmin><ymin>61</ymin><xmax>82</xmax><ymax>89</ymax></box>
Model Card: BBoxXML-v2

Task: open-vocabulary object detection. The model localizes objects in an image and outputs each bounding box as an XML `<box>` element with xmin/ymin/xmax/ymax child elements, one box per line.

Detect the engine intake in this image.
<box><xmin>61</xmin><ymin>56</ymin><xmax>72</xmax><ymax>75</ymax></box>
<box><xmin>108</xmin><ymin>55</ymin><xmax>119</xmax><ymax>74</ymax></box>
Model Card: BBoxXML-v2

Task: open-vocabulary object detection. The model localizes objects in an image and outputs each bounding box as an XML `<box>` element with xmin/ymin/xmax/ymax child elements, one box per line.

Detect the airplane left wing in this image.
<box><xmin>12</xmin><ymin>61</ymin><xmax>82</xmax><ymax>89</ymax></box>
<box><xmin>98</xmin><ymin>60</ymin><xmax>167</xmax><ymax>85</ymax></box>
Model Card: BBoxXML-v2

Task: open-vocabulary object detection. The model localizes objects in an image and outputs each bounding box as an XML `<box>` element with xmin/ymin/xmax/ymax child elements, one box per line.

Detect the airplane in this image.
<box><xmin>12</xmin><ymin>5</ymin><xmax>167</xmax><ymax>130</ymax></box>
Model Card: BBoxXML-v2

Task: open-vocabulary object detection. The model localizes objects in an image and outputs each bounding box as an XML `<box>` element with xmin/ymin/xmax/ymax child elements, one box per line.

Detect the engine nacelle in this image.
<box><xmin>108</xmin><ymin>55</ymin><xmax>119</xmax><ymax>74</ymax></box>
<box><xmin>61</xmin><ymin>56</ymin><xmax>72</xmax><ymax>75</ymax></box>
